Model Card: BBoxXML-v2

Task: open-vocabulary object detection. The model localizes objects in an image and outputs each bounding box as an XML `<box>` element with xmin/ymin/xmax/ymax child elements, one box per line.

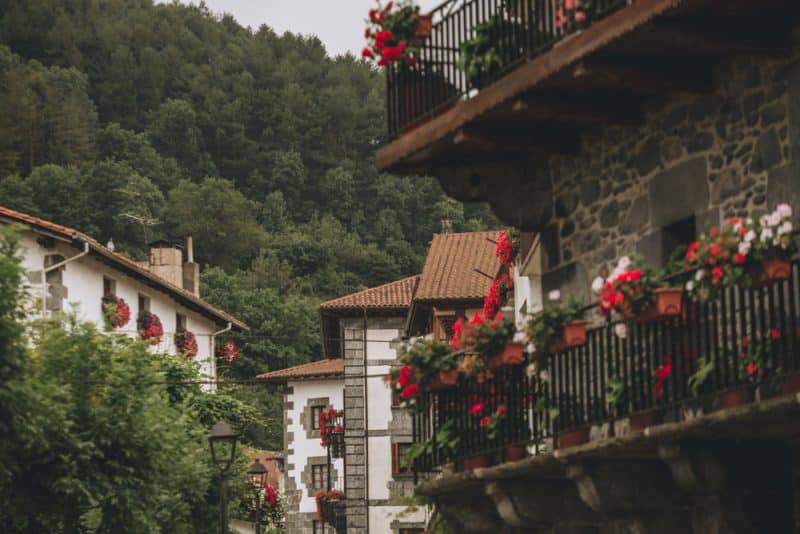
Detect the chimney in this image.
<box><xmin>182</xmin><ymin>236</ymin><xmax>200</xmax><ymax>297</ymax></box>
<box><xmin>147</xmin><ymin>241</ymin><xmax>184</xmax><ymax>288</ymax></box>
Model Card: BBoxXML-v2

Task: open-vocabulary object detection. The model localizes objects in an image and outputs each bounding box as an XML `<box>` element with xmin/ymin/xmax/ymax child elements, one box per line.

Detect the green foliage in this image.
<box><xmin>526</xmin><ymin>298</ymin><xmax>586</xmax><ymax>364</ymax></box>
<box><xmin>688</xmin><ymin>356</ymin><xmax>714</xmax><ymax>398</ymax></box>
<box><xmin>457</xmin><ymin>16</ymin><xmax>522</xmax><ymax>90</ymax></box>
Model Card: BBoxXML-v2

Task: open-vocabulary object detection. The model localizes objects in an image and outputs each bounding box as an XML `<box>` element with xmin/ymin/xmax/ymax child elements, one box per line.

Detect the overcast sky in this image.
<box><xmin>166</xmin><ymin>1</ymin><xmax>442</xmax><ymax>58</ymax></box>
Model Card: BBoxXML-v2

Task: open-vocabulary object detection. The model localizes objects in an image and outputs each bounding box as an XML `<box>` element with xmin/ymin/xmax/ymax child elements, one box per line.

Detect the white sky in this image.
<box><xmin>164</xmin><ymin>1</ymin><xmax>443</xmax><ymax>58</ymax></box>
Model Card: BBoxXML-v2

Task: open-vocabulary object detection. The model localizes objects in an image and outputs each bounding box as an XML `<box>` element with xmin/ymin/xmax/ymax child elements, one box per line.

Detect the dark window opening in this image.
<box><xmin>311</xmin><ymin>406</ymin><xmax>324</xmax><ymax>430</ymax></box>
<box><xmin>176</xmin><ymin>313</ymin><xmax>187</xmax><ymax>332</ymax></box>
<box><xmin>103</xmin><ymin>277</ymin><xmax>116</xmax><ymax>297</ymax></box>
<box><xmin>311</xmin><ymin>464</ymin><xmax>328</xmax><ymax>489</ymax></box>
<box><xmin>662</xmin><ymin>216</ymin><xmax>697</xmax><ymax>267</ymax></box>
<box><xmin>392</xmin><ymin>443</ymin><xmax>414</xmax><ymax>477</ymax></box>
<box><xmin>138</xmin><ymin>295</ymin><xmax>150</xmax><ymax>316</ymax></box>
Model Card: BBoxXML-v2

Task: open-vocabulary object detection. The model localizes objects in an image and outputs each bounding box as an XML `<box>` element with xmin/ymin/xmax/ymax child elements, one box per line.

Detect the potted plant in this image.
<box><xmin>526</xmin><ymin>294</ymin><xmax>587</xmax><ymax>359</ymax></box>
<box><xmin>392</xmin><ymin>339</ymin><xmax>459</xmax><ymax>393</ymax></box>
<box><xmin>363</xmin><ymin>0</ymin><xmax>429</xmax><ymax>67</ymax></box>
<box><xmin>404</xmin><ymin>420</ymin><xmax>461</xmax><ymax>471</ymax></box>
<box><xmin>457</xmin><ymin>16</ymin><xmax>524</xmax><ymax>90</ymax></box>
<box><xmin>174</xmin><ymin>330</ymin><xmax>199</xmax><ymax>358</ymax></box>
<box><xmin>628</xmin><ymin>355</ymin><xmax>673</xmax><ymax>433</ymax></box>
<box><xmin>556</xmin><ymin>395</ymin><xmax>590</xmax><ymax>448</ymax></box>
<box><xmin>593</xmin><ymin>256</ymin><xmax>683</xmax><ymax>322</ymax></box>
<box><xmin>101</xmin><ymin>295</ymin><xmax>130</xmax><ymax>330</ymax></box>
<box><xmin>137</xmin><ymin>311</ymin><xmax>163</xmax><ymax>345</ymax></box>
<box><xmin>315</xmin><ymin>489</ymin><xmax>344</xmax><ymax>521</ymax></box>
<box><xmin>686</xmin><ymin>355</ymin><xmax>715</xmax><ymax>416</ymax></box>
<box><xmin>451</xmin><ymin>312</ymin><xmax>524</xmax><ymax>370</ymax></box>
<box><xmin>750</xmin><ymin>204</ymin><xmax>797</xmax><ymax>286</ymax></box>
<box><xmin>555</xmin><ymin>0</ymin><xmax>594</xmax><ymax>35</ymax></box>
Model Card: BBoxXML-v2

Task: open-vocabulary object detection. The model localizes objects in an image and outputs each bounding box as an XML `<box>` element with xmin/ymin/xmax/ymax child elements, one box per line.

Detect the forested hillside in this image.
<box><xmin>0</xmin><ymin>0</ymin><xmax>497</xmax><ymax>387</ymax></box>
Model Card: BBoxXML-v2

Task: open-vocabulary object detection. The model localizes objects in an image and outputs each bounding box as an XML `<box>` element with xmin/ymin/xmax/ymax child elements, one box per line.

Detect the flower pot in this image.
<box><xmin>504</xmin><ymin>444</ymin><xmax>527</xmax><ymax>462</ymax></box>
<box><xmin>558</xmin><ymin>426</ymin><xmax>590</xmax><ymax>449</ymax></box>
<box><xmin>629</xmin><ymin>409</ymin><xmax>664</xmax><ymax>433</ymax></box>
<box><xmin>754</xmin><ymin>258</ymin><xmax>792</xmax><ymax>287</ymax></box>
<box><xmin>562</xmin><ymin>320</ymin><xmax>588</xmax><ymax>348</ymax></box>
<box><xmin>653</xmin><ymin>288</ymin><xmax>684</xmax><ymax>317</ymax></box>
<box><xmin>462</xmin><ymin>453</ymin><xmax>491</xmax><ymax>471</ymax></box>
<box><xmin>781</xmin><ymin>373</ymin><xmax>800</xmax><ymax>395</ymax></box>
<box><xmin>487</xmin><ymin>342</ymin><xmax>525</xmax><ymax>369</ymax></box>
<box><xmin>719</xmin><ymin>387</ymin><xmax>751</xmax><ymax>410</ymax></box>
<box><xmin>429</xmin><ymin>367</ymin><xmax>460</xmax><ymax>391</ymax></box>
<box><xmin>415</xmin><ymin>13</ymin><xmax>433</xmax><ymax>38</ymax></box>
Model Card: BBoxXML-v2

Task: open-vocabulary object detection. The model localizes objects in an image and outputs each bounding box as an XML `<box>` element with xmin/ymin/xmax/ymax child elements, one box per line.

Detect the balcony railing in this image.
<box><xmin>412</xmin><ymin>261</ymin><xmax>800</xmax><ymax>473</ymax></box>
<box><xmin>386</xmin><ymin>0</ymin><xmax>630</xmax><ymax>137</ymax></box>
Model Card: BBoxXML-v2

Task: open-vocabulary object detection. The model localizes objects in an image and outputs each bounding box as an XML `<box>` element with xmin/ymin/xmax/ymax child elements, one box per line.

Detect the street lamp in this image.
<box><xmin>247</xmin><ymin>458</ymin><xmax>268</xmax><ymax>534</ymax></box>
<box><xmin>208</xmin><ymin>419</ymin><xmax>238</xmax><ymax>534</ymax></box>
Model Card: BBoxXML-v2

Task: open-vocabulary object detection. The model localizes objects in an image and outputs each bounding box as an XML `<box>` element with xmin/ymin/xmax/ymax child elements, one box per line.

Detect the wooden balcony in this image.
<box><xmin>377</xmin><ymin>0</ymin><xmax>798</xmax><ymax>198</ymax></box>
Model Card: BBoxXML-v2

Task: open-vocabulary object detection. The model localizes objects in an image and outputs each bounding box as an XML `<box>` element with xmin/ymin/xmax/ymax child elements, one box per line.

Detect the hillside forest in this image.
<box><xmin>0</xmin><ymin>0</ymin><xmax>497</xmax><ymax>448</ymax></box>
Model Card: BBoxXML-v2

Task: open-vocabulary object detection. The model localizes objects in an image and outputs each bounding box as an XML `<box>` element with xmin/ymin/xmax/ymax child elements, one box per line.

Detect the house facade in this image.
<box><xmin>376</xmin><ymin>1</ymin><xmax>800</xmax><ymax>532</ymax></box>
<box><xmin>0</xmin><ymin>206</ymin><xmax>246</xmax><ymax>380</ymax></box>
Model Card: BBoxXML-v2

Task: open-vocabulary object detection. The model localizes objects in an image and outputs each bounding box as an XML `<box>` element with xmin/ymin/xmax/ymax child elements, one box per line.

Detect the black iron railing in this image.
<box><xmin>412</xmin><ymin>261</ymin><xmax>800</xmax><ymax>473</ymax></box>
<box><xmin>386</xmin><ymin>0</ymin><xmax>630</xmax><ymax>137</ymax></box>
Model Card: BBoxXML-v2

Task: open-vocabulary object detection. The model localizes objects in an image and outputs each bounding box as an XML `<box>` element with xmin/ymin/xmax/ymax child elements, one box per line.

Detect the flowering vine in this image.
<box><xmin>175</xmin><ymin>330</ymin><xmax>199</xmax><ymax>358</ymax></box>
<box><xmin>137</xmin><ymin>311</ymin><xmax>163</xmax><ymax>345</ymax></box>
<box><xmin>102</xmin><ymin>295</ymin><xmax>130</xmax><ymax>330</ymax></box>
<box><xmin>495</xmin><ymin>229</ymin><xmax>519</xmax><ymax>267</ymax></box>
<box><xmin>218</xmin><ymin>339</ymin><xmax>241</xmax><ymax>364</ymax></box>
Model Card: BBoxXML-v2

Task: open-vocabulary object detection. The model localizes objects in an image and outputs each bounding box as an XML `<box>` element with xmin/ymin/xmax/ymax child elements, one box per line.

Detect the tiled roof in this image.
<box><xmin>319</xmin><ymin>275</ymin><xmax>418</xmax><ymax>311</ymax></box>
<box><xmin>256</xmin><ymin>358</ymin><xmax>344</xmax><ymax>381</ymax></box>
<box><xmin>414</xmin><ymin>231</ymin><xmax>502</xmax><ymax>301</ymax></box>
<box><xmin>0</xmin><ymin>206</ymin><xmax>247</xmax><ymax>330</ymax></box>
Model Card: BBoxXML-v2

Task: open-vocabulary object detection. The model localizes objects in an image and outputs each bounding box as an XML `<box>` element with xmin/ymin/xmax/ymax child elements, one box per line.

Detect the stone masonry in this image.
<box><xmin>537</xmin><ymin>30</ymin><xmax>800</xmax><ymax>299</ymax></box>
<box><xmin>343</xmin><ymin>317</ymin><xmax>368</xmax><ymax>533</ymax></box>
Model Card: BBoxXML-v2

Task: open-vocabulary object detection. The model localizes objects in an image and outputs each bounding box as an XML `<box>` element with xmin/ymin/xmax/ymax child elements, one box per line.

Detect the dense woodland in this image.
<box><xmin>0</xmin><ymin>0</ymin><xmax>496</xmax><ymax>448</ymax></box>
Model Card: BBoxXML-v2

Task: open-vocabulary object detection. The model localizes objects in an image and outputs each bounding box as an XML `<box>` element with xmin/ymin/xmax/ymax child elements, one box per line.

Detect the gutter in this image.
<box><xmin>41</xmin><ymin>240</ymin><xmax>89</xmax><ymax>318</ymax></box>
<box><xmin>363</xmin><ymin>306</ymin><xmax>370</xmax><ymax>533</ymax></box>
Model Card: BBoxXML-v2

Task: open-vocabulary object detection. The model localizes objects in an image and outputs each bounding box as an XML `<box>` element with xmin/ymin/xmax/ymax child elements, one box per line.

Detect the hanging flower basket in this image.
<box><xmin>137</xmin><ymin>311</ymin><xmax>163</xmax><ymax>345</ymax></box>
<box><xmin>175</xmin><ymin>330</ymin><xmax>199</xmax><ymax>358</ymax></box>
<box><xmin>753</xmin><ymin>258</ymin><xmax>792</xmax><ymax>287</ymax></box>
<box><xmin>631</xmin><ymin>288</ymin><xmax>684</xmax><ymax>323</ymax></box>
<box><xmin>102</xmin><ymin>295</ymin><xmax>130</xmax><ymax>329</ymax></box>
<box><xmin>428</xmin><ymin>367</ymin><xmax>459</xmax><ymax>391</ymax></box>
<box><xmin>415</xmin><ymin>13</ymin><xmax>433</xmax><ymax>37</ymax></box>
<box><xmin>487</xmin><ymin>341</ymin><xmax>525</xmax><ymax>370</ymax></box>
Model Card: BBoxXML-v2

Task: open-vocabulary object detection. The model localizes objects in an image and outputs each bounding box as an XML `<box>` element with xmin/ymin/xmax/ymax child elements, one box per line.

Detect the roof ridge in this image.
<box><xmin>319</xmin><ymin>274</ymin><xmax>419</xmax><ymax>310</ymax></box>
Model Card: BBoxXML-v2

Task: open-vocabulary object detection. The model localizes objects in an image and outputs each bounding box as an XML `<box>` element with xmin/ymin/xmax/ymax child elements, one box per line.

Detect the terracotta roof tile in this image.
<box><xmin>256</xmin><ymin>358</ymin><xmax>344</xmax><ymax>381</ymax></box>
<box><xmin>0</xmin><ymin>205</ymin><xmax>247</xmax><ymax>330</ymax></box>
<box><xmin>319</xmin><ymin>275</ymin><xmax>418</xmax><ymax>310</ymax></box>
<box><xmin>415</xmin><ymin>231</ymin><xmax>502</xmax><ymax>301</ymax></box>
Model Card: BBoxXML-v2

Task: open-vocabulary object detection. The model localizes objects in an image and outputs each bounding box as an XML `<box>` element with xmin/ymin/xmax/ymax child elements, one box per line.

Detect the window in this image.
<box><xmin>138</xmin><ymin>294</ymin><xmax>150</xmax><ymax>315</ymax></box>
<box><xmin>662</xmin><ymin>216</ymin><xmax>697</xmax><ymax>266</ymax></box>
<box><xmin>103</xmin><ymin>277</ymin><xmax>116</xmax><ymax>297</ymax></box>
<box><xmin>392</xmin><ymin>443</ymin><xmax>414</xmax><ymax>477</ymax></box>
<box><xmin>311</xmin><ymin>406</ymin><xmax>324</xmax><ymax>430</ymax></box>
<box><xmin>311</xmin><ymin>464</ymin><xmax>328</xmax><ymax>489</ymax></box>
<box><xmin>176</xmin><ymin>313</ymin><xmax>187</xmax><ymax>332</ymax></box>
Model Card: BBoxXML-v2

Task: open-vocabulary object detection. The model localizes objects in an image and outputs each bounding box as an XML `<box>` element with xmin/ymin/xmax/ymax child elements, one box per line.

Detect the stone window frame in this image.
<box><xmin>301</xmin><ymin>456</ymin><xmax>339</xmax><ymax>498</ymax></box>
<box><xmin>302</xmin><ymin>397</ymin><xmax>331</xmax><ymax>440</ymax></box>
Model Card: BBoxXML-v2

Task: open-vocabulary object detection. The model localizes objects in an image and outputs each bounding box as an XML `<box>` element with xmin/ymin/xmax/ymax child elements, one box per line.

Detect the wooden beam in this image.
<box><xmin>572</xmin><ymin>60</ymin><xmax>713</xmax><ymax>94</ymax></box>
<box><xmin>502</xmin><ymin>96</ymin><xmax>641</xmax><ymax>124</ymax></box>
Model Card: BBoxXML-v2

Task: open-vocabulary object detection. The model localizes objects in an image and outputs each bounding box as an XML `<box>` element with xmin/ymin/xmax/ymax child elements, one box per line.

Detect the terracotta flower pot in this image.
<box><xmin>562</xmin><ymin>320</ymin><xmax>588</xmax><ymax>348</ymax></box>
<box><xmin>629</xmin><ymin>409</ymin><xmax>664</xmax><ymax>433</ymax></box>
<box><xmin>781</xmin><ymin>373</ymin><xmax>800</xmax><ymax>395</ymax></box>
<box><xmin>653</xmin><ymin>288</ymin><xmax>683</xmax><ymax>317</ymax></box>
<box><xmin>415</xmin><ymin>13</ymin><xmax>433</xmax><ymax>38</ymax></box>
<box><xmin>429</xmin><ymin>367</ymin><xmax>459</xmax><ymax>391</ymax></box>
<box><xmin>504</xmin><ymin>445</ymin><xmax>527</xmax><ymax>462</ymax></box>
<box><xmin>487</xmin><ymin>342</ymin><xmax>525</xmax><ymax>370</ymax></box>
<box><xmin>462</xmin><ymin>453</ymin><xmax>491</xmax><ymax>471</ymax></box>
<box><xmin>557</xmin><ymin>426</ymin><xmax>590</xmax><ymax>449</ymax></box>
<box><xmin>754</xmin><ymin>258</ymin><xmax>792</xmax><ymax>287</ymax></box>
<box><xmin>719</xmin><ymin>387</ymin><xmax>751</xmax><ymax>410</ymax></box>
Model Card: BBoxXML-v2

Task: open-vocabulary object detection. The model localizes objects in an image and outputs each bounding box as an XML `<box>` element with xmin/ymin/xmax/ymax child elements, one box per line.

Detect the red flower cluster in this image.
<box><xmin>103</xmin><ymin>296</ymin><xmax>131</xmax><ymax>329</ymax></box>
<box><xmin>261</xmin><ymin>482</ymin><xmax>280</xmax><ymax>509</ymax></box>
<box><xmin>319</xmin><ymin>408</ymin><xmax>345</xmax><ymax>447</ymax></box>
<box><xmin>175</xmin><ymin>330</ymin><xmax>199</xmax><ymax>358</ymax></box>
<box><xmin>495</xmin><ymin>230</ymin><xmax>518</xmax><ymax>267</ymax></box>
<box><xmin>395</xmin><ymin>365</ymin><xmax>420</xmax><ymax>400</ymax></box>
<box><xmin>219</xmin><ymin>340</ymin><xmax>241</xmax><ymax>364</ymax></box>
<box><xmin>137</xmin><ymin>311</ymin><xmax>163</xmax><ymax>345</ymax></box>
<box><xmin>363</xmin><ymin>1</ymin><xmax>418</xmax><ymax>67</ymax></box>
<box><xmin>597</xmin><ymin>269</ymin><xmax>643</xmax><ymax>316</ymax></box>
<box><xmin>652</xmin><ymin>355</ymin><xmax>673</xmax><ymax>399</ymax></box>
<box><xmin>483</xmin><ymin>274</ymin><xmax>513</xmax><ymax>317</ymax></box>
<box><xmin>556</xmin><ymin>0</ymin><xmax>589</xmax><ymax>31</ymax></box>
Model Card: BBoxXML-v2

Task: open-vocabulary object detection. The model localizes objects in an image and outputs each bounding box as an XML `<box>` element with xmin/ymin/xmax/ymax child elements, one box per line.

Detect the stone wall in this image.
<box><xmin>538</xmin><ymin>32</ymin><xmax>800</xmax><ymax>298</ymax></box>
<box><xmin>343</xmin><ymin>317</ymin><xmax>368</xmax><ymax>533</ymax></box>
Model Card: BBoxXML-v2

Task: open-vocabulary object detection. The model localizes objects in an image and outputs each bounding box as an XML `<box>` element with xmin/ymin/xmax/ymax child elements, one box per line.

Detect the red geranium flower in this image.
<box><xmin>479</xmin><ymin>416</ymin><xmax>491</xmax><ymax>428</ymax></box>
<box><xmin>770</xmin><ymin>328</ymin><xmax>781</xmax><ymax>340</ymax></box>
<box><xmin>401</xmin><ymin>383</ymin><xmax>419</xmax><ymax>399</ymax></box>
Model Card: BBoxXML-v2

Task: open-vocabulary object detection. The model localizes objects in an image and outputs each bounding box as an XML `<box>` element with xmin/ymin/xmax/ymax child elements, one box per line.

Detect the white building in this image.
<box><xmin>0</xmin><ymin>205</ymin><xmax>247</xmax><ymax>379</ymax></box>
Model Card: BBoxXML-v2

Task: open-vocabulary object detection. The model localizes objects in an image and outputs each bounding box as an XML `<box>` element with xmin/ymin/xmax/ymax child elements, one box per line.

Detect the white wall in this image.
<box><xmin>18</xmin><ymin>231</ymin><xmax>222</xmax><ymax>378</ymax></box>
<box><xmin>286</xmin><ymin>378</ymin><xmax>345</xmax><ymax>515</ymax></box>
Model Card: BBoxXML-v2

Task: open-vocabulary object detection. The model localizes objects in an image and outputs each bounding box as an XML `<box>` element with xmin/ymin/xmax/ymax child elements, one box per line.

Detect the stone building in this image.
<box><xmin>375</xmin><ymin>0</ymin><xmax>800</xmax><ymax>532</ymax></box>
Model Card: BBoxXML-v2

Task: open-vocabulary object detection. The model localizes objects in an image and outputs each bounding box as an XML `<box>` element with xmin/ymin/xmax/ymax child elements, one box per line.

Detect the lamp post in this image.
<box><xmin>208</xmin><ymin>419</ymin><xmax>238</xmax><ymax>534</ymax></box>
<box><xmin>247</xmin><ymin>458</ymin><xmax>268</xmax><ymax>534</ymax></box>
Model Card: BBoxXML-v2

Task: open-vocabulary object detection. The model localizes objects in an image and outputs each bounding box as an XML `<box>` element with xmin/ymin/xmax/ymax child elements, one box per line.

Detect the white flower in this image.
<box><xmin>768</xmin><ymin>212</ymin><xmax>781</xmax><ymax>227</ymax></box>
<box><xmin>778</xmin><ymin>221</ymin><xmax>793</xmax><ymax>236</ymax></box>
<box><xmin>695</xmin><ymin>270</ymin><xmax>705</xmax><ymax>281</ymax></box>
<box><xmin>738</xmin><ymin>241</ymin><xmax>751</xmax><ymax>256</ymax></box>
<box><xmin>611</xmin><ymin>267</ymin><xmax>624</xmax><ymax>280</ymax></box>
<box><xmin>760</xmin><ymin>228</ymin><xmax>774</xmax><ymax>242</ymax></box>
<box><xmin>760</xmin><ymin>215</ymin><xmax>771</xmax><ymax>228</ymax></box>
<box><xmin>746</xmin><ymin>218</ymin><xmax>754</xmax><ymax>226</ymax></box>
<box><xmin>539</xmin><ymin>370</ymin><xmax>551</xmax><ymax>383</ymax></box>
<box><xmin>777</xmin><ymin>204</ymin><xmax>792</xmax><ymax>219</ymax></box>
<box><xmin>685</xmin><ymin>280</ymin><xmax>695</xmax><ymax>292</ymax></box>
<box><xmin>548</xmin><ymin>290</ymin><xmax>561</xmax><ymax>301</ymax></box>
<box><xmin>526</xmin><ymin>362</ymin><xmax>537</xmax><ymax>378</ymax></box>
<box><xmin>617</xmin><ymin>256</ymin><xmax>631</xmax><ymax>270</ymax></box>
<box><xmin>513</xmin><ymin>331</ymin><xmax>527</xmax><ymax>344</ymax></box>
<box><xmin>744</xmin><ymin>230</ymin><xmax>756</xmax><ymax>243</ymax></box>
<box><xmin>525</xmin><ymin>342</ymin><xmax>536</xmax><ymax>355</ymax></box>
<box><xmin>614</xmin><ymin>323</ymin><xmax>628</xmax><ymax>339</ymax></box>
<box><xmin>591</xmin><ymin>276</ymin><xmax>605</xmax><ymax>294</ymax></box>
